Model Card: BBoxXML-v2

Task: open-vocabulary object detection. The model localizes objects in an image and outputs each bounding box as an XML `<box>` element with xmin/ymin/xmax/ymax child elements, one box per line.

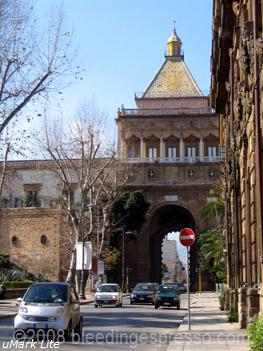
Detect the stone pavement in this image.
<box><xmin>168</xmin><ymin>292</ymin><xmax>250</xmax><ymax>351</ymax></box>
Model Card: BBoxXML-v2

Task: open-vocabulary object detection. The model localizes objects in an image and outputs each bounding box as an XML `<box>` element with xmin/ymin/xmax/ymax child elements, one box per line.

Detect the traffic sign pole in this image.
<box><xmin>186</xmin><ymin>246</ymin><xmax>190</xmax><ymax>331</ymax></box>
<box><xmin>179</xmin><ymin>228</ymin><xmax>196</xmax><ymax>332</ymax></box>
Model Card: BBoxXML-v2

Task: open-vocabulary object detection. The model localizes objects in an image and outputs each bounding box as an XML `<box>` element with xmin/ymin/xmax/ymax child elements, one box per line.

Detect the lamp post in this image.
<box><xmin>121</xmin><ymin>230</ymin><xmax>132</xmax><ymax>291</ymax></box>
<box><xmin>79</xmin><ymin>203</ymin><xmax>94</xmax><ymax>299</ymax></box>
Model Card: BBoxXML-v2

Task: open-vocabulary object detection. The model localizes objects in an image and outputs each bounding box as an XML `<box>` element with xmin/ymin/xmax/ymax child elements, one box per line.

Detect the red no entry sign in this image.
<box><xmin>179</xmin><ymin>228</ymin><xmax>195</xmax><ymax>247</ymax></box>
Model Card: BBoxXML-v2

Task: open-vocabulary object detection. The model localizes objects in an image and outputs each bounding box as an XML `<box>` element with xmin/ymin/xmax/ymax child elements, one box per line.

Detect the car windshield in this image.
<box><xmin>159</xmin><ymin>285</ymin><xmax>179</xmax><ymax>293</ymax></box>
<box><xmin>134</xmin><ymin>284</ymin><xmax>153</xmax><ymax>291</ymax></box>
<box><xmin>24</xmin><ymin>284</ymin><xmax>68</xmax><ymax>304</ymax></box>
<box><xmin>97</xmin><ymin>285</ymin><xmax>118</xmax><ymax>293</ymax></box>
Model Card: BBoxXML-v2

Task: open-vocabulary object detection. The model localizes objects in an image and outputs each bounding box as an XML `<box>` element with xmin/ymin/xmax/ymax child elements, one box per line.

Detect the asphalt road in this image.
<box><xmin>0</xmin><ymin>296</ymin><xmax>186</xmax><ymax>350</ymax></box>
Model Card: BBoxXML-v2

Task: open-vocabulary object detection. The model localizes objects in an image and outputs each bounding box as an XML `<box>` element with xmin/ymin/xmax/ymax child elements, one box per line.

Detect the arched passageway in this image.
<box><xmin>148</xmin><ymin>204</ymin><xmax>197</xmax><ymax>289</ymax></box>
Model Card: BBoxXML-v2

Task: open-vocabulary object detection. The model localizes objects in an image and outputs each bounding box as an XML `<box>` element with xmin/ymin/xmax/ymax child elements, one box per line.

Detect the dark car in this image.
<box><xmin>0</xmin><ymin>284</ymin><xmax>6</xmax><ymax>299</ymax></box>
<box><xmin>164</xmin><ymin>282</ymin><xmax>186</xmax><ymax>294</ymax></box>
<box><xmin>154</xmin><ymin>284</ymin><xmax>180</xmax><ymax>309</ymax></box>
<box><xmin>130</xmin><ymin>283</ymin><xmax>157</xmax><ymax>304</ymax></box>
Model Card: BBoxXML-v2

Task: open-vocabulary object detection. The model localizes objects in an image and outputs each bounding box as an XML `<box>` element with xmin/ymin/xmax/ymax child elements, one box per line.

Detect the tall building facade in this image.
<box><xmin>116</xmin><ymin>30</ymin><xmax>220</xmax><ymax>289</ymax></box>
<box><xmin>0</xmin><ymin>30</ymin><xmax>221</xmax><ymax>291</ymax></box>
<box><xmin>211</xmin><ymin>0</ymin><xmax>263</xmax><ymax>324</ymax></box>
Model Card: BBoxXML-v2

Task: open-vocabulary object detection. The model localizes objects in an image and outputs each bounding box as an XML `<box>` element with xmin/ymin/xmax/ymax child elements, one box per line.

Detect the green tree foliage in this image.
<box><xmin>110</xmin><ymin>190</ymin><xmax>150</xmax><ymax>233</ymax></box>
<box><xmin>201</xmin><ymin>184</ymin><xmax>224</xmax><ymax>225</ymax></box>
<box><xmin>198</xmin><ymin>229</ymin><xmax>226</xmax><ymax>283</ymax></box>
<box><xmin>198</xmin><ymin>184</ymin><xmax>226</xmax><ymax>283</ymax></box>
<box><xmin>247</xmin><ymin>316</ymin><xmax>263</xmax><ymax>351</ymax></box>
<box><xmin>101</xmin><ymin>248</ymin><xmax>121</xmax><ymax>273</ymax></box>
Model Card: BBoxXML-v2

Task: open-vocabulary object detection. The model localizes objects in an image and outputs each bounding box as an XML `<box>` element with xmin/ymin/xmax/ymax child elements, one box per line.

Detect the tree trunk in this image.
<box><xmin>66</xmin><ymin>246</ymin><xmax>77</xmax><ymax>286</ymax></box>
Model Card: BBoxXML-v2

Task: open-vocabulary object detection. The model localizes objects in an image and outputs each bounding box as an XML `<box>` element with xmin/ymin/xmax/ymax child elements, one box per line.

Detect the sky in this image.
<box><xmin>32</xmin><ymin>1</ymin><xmax>213</xmax><ymax>265</ymax></box>
<box><xmin>34</xmin><ymin>0</ymin><xmax>213</xmax><ymax>128</ymax></box>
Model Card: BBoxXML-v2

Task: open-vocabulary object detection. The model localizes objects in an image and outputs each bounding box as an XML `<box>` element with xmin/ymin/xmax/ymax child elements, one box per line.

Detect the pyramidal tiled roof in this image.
<box><xmin>142</xmin><ymin>57</ymin><xmax>202</xmax><ymax>98</ymax></box>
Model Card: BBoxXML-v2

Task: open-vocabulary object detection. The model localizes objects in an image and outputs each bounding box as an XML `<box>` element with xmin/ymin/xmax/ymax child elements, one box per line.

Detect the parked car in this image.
<box><xmin>154</xmin><ymin>284</ymin><xmax>181</xmax><ymax>309</ymax></box>
<box><xmin>176</xmin><ymin>282</ymin><xmax>187</xmax><ymax>293</ymax></box>
<box><xmin>130</xmin><ymin>283</ymin><xmax>157</xmax><ymax>305</ymax></box>
<box><xmin>0</xmin><ymin>284</ymin><xmax>6</xmax><ymax>299</ymax></box>
<box><xmin>94</xmin><ymin>283</ymin><xmax>122</xmax><ymax>308</ymax></box>
<box><xmin>14</xmin><ymin>282</ymin><xmax>82</xmax><ymax>341</ymax></box>
<box><xmin>164</xmin><ymin>282</ymin><xmax>186</xmax><ymax>294</ymax></box>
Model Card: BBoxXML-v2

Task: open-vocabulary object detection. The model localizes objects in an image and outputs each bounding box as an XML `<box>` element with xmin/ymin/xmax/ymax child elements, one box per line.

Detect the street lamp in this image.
<box><xmin>79</xmin><ymin>203</ymin><xmax>94</xmax><ymax>299</ymax></box>
<box><xmin>122</xmin><ymin>230</ymin><xmax>132</xmax><ymax>292</ymax></box>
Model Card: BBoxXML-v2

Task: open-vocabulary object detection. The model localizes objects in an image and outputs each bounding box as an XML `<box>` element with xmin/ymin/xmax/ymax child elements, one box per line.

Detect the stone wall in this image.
<box><xmin>0</xmin><ymin>208</ymin><xmax>69</xmax><ymax>281</ymax></box>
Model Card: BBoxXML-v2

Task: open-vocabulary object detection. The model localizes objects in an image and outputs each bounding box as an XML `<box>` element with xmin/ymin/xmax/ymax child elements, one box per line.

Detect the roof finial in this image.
<box><xmin>173</xmin><ymin>20</ymin><xmax>176</xmax><ymax>32</ymax></box>
<box><xmin>167</xmin><ymin>23</ymin><xmax>182</xmax><ymax>57</ymax></box>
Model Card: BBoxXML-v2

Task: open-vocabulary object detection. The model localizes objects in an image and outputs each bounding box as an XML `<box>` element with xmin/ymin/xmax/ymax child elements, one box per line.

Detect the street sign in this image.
<box><xmin>98</xmin><ymin>260</ymin><xmax>105</xmax><ymax>275</ymax></box>
<box><xmin>179</xmin><ymin>228</ymin><xmax>196</xmax><ymax>331</ymax></box>
<box><xmin>179</xmin><ymin>228</ymin><xmax>195</xmax><ymax>247</ymax></box>
<box><xmin>76</xmin><ymin>242</ymin><xmax>92</xmax><ymax>270</ymax></box>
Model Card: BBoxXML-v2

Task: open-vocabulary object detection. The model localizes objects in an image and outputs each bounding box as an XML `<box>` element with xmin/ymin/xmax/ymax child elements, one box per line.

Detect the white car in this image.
<box><xmin>94</xmin><ymin>283</ymin><xmax>123</xmax><ymax>308</ymax></box>
<box><xmin>14</xmin><ymin>282</ymin><xmax>83</xmax><ymax>341</ymax></box>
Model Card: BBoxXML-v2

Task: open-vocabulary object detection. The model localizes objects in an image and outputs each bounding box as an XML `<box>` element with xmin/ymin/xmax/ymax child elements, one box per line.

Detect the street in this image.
<box><xmin>0</xmin><ymin>296</ymin><xmax>186</xmax><ymax>350</ymax></box>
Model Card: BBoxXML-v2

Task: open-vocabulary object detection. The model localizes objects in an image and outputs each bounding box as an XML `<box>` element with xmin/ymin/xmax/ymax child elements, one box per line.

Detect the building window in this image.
<box><xmin>11</xmin><ymin>235</ymin><xmax>18</xmax><ymax>245</ymax></box>
<box><xmin>148</xmin><ymin>147</ymin><xmax>157</xmax><ymax>158</ymax></box>
<box><xmin>26</xmin><ymin>191</ymin><xmax>39</xmax><ymax>207</ymax></box>
<box><xmin>168</xmin><ymin>147</ymin><xmax>176</xmax><ymax>158</ymax></box>
<box><xmin>208</xmin><ymin>146</ymin><xmax>217</xmax><ymax>159</ymax></box>
<box><xmin>40</xmin><ymin>235</ymin><xmax>48</xmax><ymax>245</ymax></box>
<box><xmin>128</xmin><ymin>147</ymin><xmax>138</xmax><ymax>158</ymax></box>
<box><xmin>187</xmin><ymin>147</ymin><xmax>196</xmax><ymax>159</ymax></box>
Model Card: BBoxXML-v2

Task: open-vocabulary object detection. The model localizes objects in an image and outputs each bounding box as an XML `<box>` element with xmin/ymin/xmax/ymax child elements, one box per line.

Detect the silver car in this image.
<box><xmin>14</xmin><ymin>282</ymin><xmax>83</xmax><ymax>341</ymax></box>
<box><xmin>94</xmin><ymin>283</ymin><xmax>123</xmax><ymax>308</ymax></box>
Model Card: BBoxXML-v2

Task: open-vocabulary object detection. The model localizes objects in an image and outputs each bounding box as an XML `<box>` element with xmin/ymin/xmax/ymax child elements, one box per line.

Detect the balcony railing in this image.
<box><xmin>121</xmin><ymin>156</ymin><xmax>224</xmax><ymax>164</ymax></box>
<box><xmin>118</xmin><ymin>107</ymin><xmax>213</xmax><ymax>116</ymax></box>
<box><xmin>0</xmin><ymin>198</ymin><xmax>59</xmax><ymax>209</ymax></box>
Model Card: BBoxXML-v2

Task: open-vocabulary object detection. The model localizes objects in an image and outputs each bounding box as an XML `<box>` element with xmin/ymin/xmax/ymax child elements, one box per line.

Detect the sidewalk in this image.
<box><xmin>168</xmin><ymin>292</ymin><xmax>249</xmax><ymax>351</ymax></box>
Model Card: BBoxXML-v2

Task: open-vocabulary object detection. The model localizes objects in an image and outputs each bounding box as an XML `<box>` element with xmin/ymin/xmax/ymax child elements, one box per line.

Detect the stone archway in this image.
<box><xmin>148</xmin><ymin>204</ymin><xmax>197</xmax><ymax>289</ymax></box>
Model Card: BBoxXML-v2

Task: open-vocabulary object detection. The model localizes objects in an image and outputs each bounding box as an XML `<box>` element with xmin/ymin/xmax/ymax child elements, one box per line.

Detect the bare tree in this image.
<box><xmin>0</xmin><ymin>0</ymin><xmax>79</xmax><ymax>134</ymax></box>
<box><xmin>39</xmin><ymin>101</ymin><xmax>116</xmax><ymax>297</ymax></box>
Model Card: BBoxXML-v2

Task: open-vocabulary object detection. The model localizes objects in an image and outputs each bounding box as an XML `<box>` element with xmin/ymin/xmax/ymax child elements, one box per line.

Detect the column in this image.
<box><xmin>120</xmin><ymin>131</ymin><xmax>125</xmax><ymax>159</ymax></box>
<box><xmin>199</xmin><ymin>137</ymin><xmax>204</xmax><ymax>161</ymax></box>
<box><xmin>160</xmin><ymin>137</ymin><xmax>165</xmax><ymax>159</ymax></box>
<box><xmin>140</xmin><ymin>138</ymin><xmax>144</xmax><ymax>159</ymax></box>
<box><xmin>180</xmin><ymin>139</ymin><xmax>184</xmax><ymax>160</ymax></box>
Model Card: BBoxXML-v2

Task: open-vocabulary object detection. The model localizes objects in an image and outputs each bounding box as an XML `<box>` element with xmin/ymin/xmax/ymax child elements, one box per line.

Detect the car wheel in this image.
<box><xmin>74</xmin><ymin>316</ymin><xmax>83</xmax><ymax>341</ymax></box>
<box><xmin>94</xmin><ymin>304</ymin><xmax>98</xmax><ymax>308</ymax></box>
<box><xmin>177</xmin><ymin>304</ymin><xmax>180</xmax><ymax>310</ymax></box>
<box><xmin>130</xmin><ymin>300</ymin><xmax>134</xmax><ymax>305</ymax></box>
<box><xmin>155</xmin><ymin>304</ymin><xmax>159</xmax><ymax>309</ymax></box>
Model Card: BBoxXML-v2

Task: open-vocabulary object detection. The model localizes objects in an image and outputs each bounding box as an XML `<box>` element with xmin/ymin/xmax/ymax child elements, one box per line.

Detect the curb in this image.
<box><xmin>177</xmin><ymin>295</ymin><xmax>197</xmax><ymax>331</ymax></box>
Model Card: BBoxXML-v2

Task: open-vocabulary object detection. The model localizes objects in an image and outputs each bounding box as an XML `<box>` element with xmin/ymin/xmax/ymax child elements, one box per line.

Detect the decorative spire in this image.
<box><xmin>167</xmin><ymin>24</ymin><xmax>182</xmax><ymax>57</ymax></box>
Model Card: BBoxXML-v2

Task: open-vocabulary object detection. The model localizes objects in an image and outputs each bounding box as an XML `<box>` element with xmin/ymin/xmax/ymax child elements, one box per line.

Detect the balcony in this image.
<box><xmin>117</xmin><ymin>107</ymin><xmax>213</xmax><ymax>116</ymax></box>
<box><xmin>121</xmin><ymin>156</ymin><xmax>224</xmax><ymax>164</ymax></box>
<box><xmin>0</xmin><ymin>197</ymin><xmax>59</xmax><ymax>209</ymax></box>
